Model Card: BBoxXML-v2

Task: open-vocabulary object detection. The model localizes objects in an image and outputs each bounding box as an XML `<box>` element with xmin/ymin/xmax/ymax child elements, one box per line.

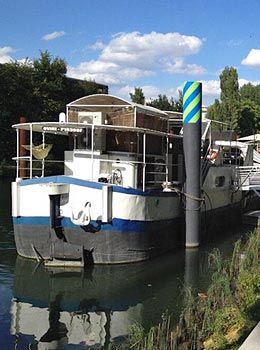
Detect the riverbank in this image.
<box><xmin>111</xmin><ymin>228</ymin><xmax>260</xmax><ymax>350</ymax></box>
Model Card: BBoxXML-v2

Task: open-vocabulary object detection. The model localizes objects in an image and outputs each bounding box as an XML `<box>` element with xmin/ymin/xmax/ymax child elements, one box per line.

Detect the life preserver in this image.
<box><xmin>108</xmin><ymin>169</ymin><xmax>123</xmax><ymax>185</ymax></box>
<box><xmin>210</xmin><ymin>150</ymin><xmax>218</xmax><ymax>160</ymax></box>
<box><xmin>71</xmin><ymin>202</ymin><xmax>91</xmax><ymax>226</ymax></box>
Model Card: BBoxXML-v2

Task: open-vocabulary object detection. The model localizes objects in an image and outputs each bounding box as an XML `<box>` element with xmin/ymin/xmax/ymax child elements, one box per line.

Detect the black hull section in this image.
<box><xmin>13</xmin><ymin>218</ymin><xmax>184</xmax><ymax>264</ymax></box>
<box><xmin>13</xmin><ymin>200</ymin><xmax>252</xmax><ymax>265</ymax></box>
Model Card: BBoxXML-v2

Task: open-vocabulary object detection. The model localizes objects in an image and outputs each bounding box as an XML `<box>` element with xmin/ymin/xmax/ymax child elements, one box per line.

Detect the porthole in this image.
<box><xmin>215</xmin><ymin>176</ymin><xmax>225</xmax><ymax>187</ymax></box>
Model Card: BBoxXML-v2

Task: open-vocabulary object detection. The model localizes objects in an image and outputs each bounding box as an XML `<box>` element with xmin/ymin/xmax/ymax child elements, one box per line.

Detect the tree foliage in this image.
<box><xmin>239</xmin><ymin>99</ymin><xmax>260</xmax><ymax>137</ymax></box>
<box><xmin>207</xmin><ymin>66</ymin><xmax>260</xmax><ymax>137</ymax></box>
<box><xmin>206</xmin><ymin>99</ymin><xmax>224</xmax><ymax>130</ymax></box>
<box><xmin>148</xmin><ymin>91</ymin><xmax>182</xmax><ymax>112</ymax></box>
<box><xmin>129</xmin><ymin>87</ymin><xmax>145</xmax><ymax>104</ymax></box>
<box><xmin>129</xmin><ymin>88</ymin><xmax>182</xmax><ymax>112</ymax></box>
<box><xmin>219</xmin><ymin>66</ymin><xmax>240</xmax><ymax>131</ymax></box>
<box><xmin>32</xmin><ymin>51</ymin><xmax>67</xmax><ymax>122</ymax></box>
<box><xmin>0</xmin><ymin>51</ymin><xmax>108</xmax><ymax>164</ymax></box>
<box><xmin>240</xmin><ymin>83</ymin><xmax>260</xmax><ymax>106</ymax></box>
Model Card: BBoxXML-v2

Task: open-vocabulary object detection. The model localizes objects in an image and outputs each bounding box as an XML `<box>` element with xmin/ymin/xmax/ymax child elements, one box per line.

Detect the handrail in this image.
<box><xmin>234</xmin><ymin>165</ymin><xmax>260</xmax><ymax>189</ymax></box>
<box><xmin>13</xmin><ymin>155</ymin><xmax>178</xmax><ymax>189</ymax></box>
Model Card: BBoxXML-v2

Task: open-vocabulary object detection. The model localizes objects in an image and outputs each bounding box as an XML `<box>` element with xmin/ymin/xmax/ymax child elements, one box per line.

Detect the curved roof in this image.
<box><xmin>67</xmin><ymin>94</ymin><xmax>168</xmax><ymax>117</ymax></box>
<box><xmin>67</xmin><ymin>94</ymin><xmax>131</xmax><ymax>107</ymax></box>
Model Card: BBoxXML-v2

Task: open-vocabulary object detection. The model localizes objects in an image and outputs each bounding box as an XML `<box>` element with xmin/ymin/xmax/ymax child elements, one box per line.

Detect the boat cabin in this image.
<box><xmin>13</xmin><ymin>94</ymin><xmax>183</xmax><ymax>191</ymax></box>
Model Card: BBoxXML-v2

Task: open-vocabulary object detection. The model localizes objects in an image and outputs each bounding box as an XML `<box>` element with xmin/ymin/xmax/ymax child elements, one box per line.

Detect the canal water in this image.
<box><xmin>0</xmin><ymin>177</ymin><xmax>251</xmax><ymax>350</ymax></box>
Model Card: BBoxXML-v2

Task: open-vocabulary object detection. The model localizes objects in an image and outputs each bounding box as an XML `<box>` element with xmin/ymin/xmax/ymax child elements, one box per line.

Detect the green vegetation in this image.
<box><xmin>0</xmin><ymin>51</ymin><xmax>108</xmax><ymax>165</ymax></box>
<box><xmin>207</xmin><ymin>66</ymin><xmax>260</xmax><ymax>137</ymax></box>
<box><xmin>109</xmin><ymin>229</ymin><xmax>260</xmax><ymax>350</ymax></box>
<box><xmin>130</xmin><ymin>87</ymin><xmax>146</xmax><ymax>105</ymax></box>
<box><xmin>129</xmin><ymin>88</ymin><xmax>182</xmax><ymax>112</ymax></box>
<box><xmin>131</xmin><ymin>66</ymin><xmax>260</xmax><ymax>138</ymax></box>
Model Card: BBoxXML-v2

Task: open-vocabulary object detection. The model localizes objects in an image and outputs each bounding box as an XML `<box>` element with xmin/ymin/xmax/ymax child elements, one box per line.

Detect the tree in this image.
<box><xmin>240</xmin><ymin>83</ymin><xmax>260</xmax><ymax>106</ymax></box>
<box><xmin>147</xmin><ymin>91</ymin><xmax>183</xmax><ymax>112</ymax></box>
<box><xmin>32</xmin><ymin>51</ymin><xmax>67</xmax><ymax>122</ymax></box>
<box><xmin>206</xmin><ymin>99</ymin><xmax>223</xmax><ymax>128</ymax></box>
<box><xmin>148</xmin><ymin>94</ymin><xmax>171</xmax><ymax>110</ymax></box>
<box><xmin>130</xmin><ymin>87</ymin><xmax>145</xmax><ymax>104</ymax></box>
<box><xmin>0</xmin><ymin>51</ymin><xmax>108</xmax><ymax>164</ymax></box>
<box><xmin>220</xmin><ymin>66</ymin><xmax>240</xmax><ymax>131</ymax></box>
<box><xmin>238</xmin><ymin>99</ymin><xmax>260</xmax><ymax>137</ymax></box>
<box><xmin>0</xmin><ymin>61</ymin><xmax>35</xmax><ymax>160</ymax></box>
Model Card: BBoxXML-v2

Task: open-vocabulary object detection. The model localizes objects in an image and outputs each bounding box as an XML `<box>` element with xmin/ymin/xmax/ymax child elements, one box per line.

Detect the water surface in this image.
<box><xmin>0</xmin><ymin>177</ymin><xmax>249</xmax><ymax>349</ymax></box>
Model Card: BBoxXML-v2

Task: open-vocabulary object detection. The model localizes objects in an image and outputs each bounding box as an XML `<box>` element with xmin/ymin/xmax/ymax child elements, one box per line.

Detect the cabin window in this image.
<box><xmin>215</xmin><ymin>176</ymin><xmax>225</xmax><ymax>187</ymax></box>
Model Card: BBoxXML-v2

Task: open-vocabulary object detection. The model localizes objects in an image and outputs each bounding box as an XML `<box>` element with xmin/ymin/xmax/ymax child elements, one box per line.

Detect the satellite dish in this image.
<box><xmin>59</xmin><ymin>112</ymin><xmax>66</xmax><ymax>123</ymax></box>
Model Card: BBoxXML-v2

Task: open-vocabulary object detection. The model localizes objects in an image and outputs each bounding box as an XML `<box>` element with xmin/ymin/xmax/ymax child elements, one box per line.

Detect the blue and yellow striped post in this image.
<box><xmin>183</xmin><ymin>81</ymin><xmax>202</xmax><ymax>248</ymax></box>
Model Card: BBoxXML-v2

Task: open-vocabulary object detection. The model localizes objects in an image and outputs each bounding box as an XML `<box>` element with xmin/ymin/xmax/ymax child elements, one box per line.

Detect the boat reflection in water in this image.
<box><xmin>10</xmin><ymin>251</ymin><xmax>189</xmax><ymax>349</ymax></box>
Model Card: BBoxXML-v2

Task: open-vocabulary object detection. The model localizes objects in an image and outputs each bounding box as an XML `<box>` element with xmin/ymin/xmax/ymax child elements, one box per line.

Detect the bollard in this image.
<box><xmin>183</xmin><ymin>81</ymin><xmax>202</xmax><ymax>248</ymax></box>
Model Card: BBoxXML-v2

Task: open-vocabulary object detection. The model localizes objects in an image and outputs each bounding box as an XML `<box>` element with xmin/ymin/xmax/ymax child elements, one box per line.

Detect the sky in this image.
<box><xmin>1</xmin><ymin>0</ymin><xmax>260</xmax><ymax>106</ymax></box>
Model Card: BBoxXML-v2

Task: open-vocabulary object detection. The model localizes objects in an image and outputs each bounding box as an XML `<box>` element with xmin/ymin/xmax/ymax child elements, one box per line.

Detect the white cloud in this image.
<box><xmin>68</xmin><ymin>59</ymin><xmax>153</xmax><ymax>85</ymax></box>
<box><xmin>200</xmin><ymin>80</ymin><xmax>221</xmax><ymax>96</ymax></box>
<box><xmin>116</xmin><ymin>85</ymin><xmax>161</xmax><ymax>101</ymax></box>
<box><xmin>67</xmin><ymin>31</ymin><xmax>205</xmax><ymax>85</ymax></box>
<box><xmin>89</xmin><ymin>40</ymin><xmax>106</xmax><ymax>50</ymax></box>
<box><xmin>241</xmin><ymin>49</ymin><xmax>260</xmax><ymax>68</ymax></box>
<box><xmin>100</xmin><ymin>31</ymin><xmax>203</xmax><ymax>67</ymax></box>
<box><xmin>174</xmin><ymin>80</ymin><xmax>220</xmax><ymax>100</ymax></box>
<box><xmin>238</xmin><ymin>78</ymin><xmax>260</xmax><ymax>87</ymax></box>
<box><xmin>42</xmin><ymin>31</ymin><xmax>65</xmax><ymax>41</ymax></box>
<box><xmin>0</xmin><ymin>46</ymin><xmax>15</xmax><ymax>63</ymax></box>
<box><xmin>115</xmin><ymin>81</ymin><xmax>221</xmax><ymax>106</ymax></box>
<box><xmin>142</xmin><ymin>86</ymin><xmax>161</xmax><ymax>100</ymax></box>
<box><xmin>165</xmin><ymin>59</ymin><xmax>206</xmax><ymax>75</ymax></box>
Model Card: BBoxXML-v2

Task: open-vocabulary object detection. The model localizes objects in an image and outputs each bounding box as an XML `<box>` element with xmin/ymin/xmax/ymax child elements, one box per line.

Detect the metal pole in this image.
<box><xmin>183</xmin><ymin>81</ymin><xmax>202</xmax><ymax>248</ymax></box>
<box><xmin>166</xmin><ymin>136</ymin><xmax>169</xmax><ymax>183</ymax></box>
<box><xmin>91</xmin><ymin>124</ymin><xmax>94</xmax><ymax>181</ymax></box>
<box><xmin>29</xmin><ymin>123</ymin><xmax>33</xmax><ymax>179</ymax></box>
<box><xmin>19</xmin><ymin>116</ymin><xmax>27</xmax><ymax>178</ymax></box>
<box><xmin>16</xmin><ymin>128</ymin><xmax>19</xmax><ymax>179</ymax></box>
<box><xmin>142</xmin><ymin>132</ymin><xmax>146</xmax><ymax>192</ymax></box>
<box><xmin>42</xmin><ymin>132</ymin><xmax>45</xmax><ymax>177</ymax></box>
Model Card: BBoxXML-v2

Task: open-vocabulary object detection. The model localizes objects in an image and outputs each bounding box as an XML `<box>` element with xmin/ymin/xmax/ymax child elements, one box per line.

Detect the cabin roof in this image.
<box><xmin>67</xmin><ymin>94</ymin><xmax>131</xmax><ymax>107</ymax></box>
<box><xmin>12</xmin><ymin>121</ymin><xmax>182</xmax><ymax>139</ymax></box>
<box><xmin>67</xmin><ymin>94</ymin><xmax>168</xmax><ymax>117</ymax></box>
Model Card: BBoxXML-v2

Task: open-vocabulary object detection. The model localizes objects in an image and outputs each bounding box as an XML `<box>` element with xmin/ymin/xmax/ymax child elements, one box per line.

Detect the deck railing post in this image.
<box><xmin>142</xmin><ymin>132</ymin><xmax>146</xmax><ymax>192</ymax></box>
<box><xmin>19</xmin><ymin>116</ymin><xmax>27</xmax><ymax>178</ymax></box>
<box><xmin>16</xmin><ymin>128</ymin><xmax>19</xmax><ymax>179</ymax></box>
<box><xmin>29</xmin><ymin>123</ymin><xmax>33</xmax><ymax>179</ymax></box>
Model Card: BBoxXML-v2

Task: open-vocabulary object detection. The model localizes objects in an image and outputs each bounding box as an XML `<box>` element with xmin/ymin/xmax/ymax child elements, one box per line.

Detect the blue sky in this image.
<box><xmin>1</xmin><ymin>0</ymin><xmax>260</xmax><ymax>105</ymax></box>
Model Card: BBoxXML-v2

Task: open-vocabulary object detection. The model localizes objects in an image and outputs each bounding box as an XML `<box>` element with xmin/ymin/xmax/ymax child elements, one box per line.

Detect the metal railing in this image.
<box><xmin>13</xmin><ymin>154</ymin><xmax>179</xmax><ymax>191</ymax></box>
<box><xmin>234</xmin><ymin>165</ymin><xmax>260</xmax><ymax>190</ymax></box>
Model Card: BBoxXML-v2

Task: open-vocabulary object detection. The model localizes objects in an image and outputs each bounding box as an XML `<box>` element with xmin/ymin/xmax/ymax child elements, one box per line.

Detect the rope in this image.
<box><xmin>182</xmin><ymin>192</ymin><xmax>205</xmax><ymax>202</ymax></box>
<box><xmin>168</xmin><ymin>186</ymin><xmax>205</xmax><ymax>202</ymax></box>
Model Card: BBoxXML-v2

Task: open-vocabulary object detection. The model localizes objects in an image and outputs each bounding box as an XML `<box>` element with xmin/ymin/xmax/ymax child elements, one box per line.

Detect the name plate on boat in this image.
<box><xmin>42</xmin><ymin>126</ymin><xmax>83</xmax><ymax>133</ymax></box>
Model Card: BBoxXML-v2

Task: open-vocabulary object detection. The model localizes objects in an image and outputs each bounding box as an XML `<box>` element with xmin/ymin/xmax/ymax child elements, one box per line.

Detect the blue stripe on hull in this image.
<box><xmin>12</xmin><ymin>216</ymin><xmax>177</xmax><ymax>233</ymax></box>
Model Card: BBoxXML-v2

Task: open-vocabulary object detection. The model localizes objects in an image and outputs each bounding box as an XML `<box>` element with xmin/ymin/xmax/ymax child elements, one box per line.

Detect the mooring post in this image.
<box><xmin>184</xmin><ymin>248</ymin><xmax>199</xmax><ymax>288</ymax></box>
<box><xmin>183</xmin><ymin>81</ymin><xmax>202</xmax><ymax>248</ymax></box>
